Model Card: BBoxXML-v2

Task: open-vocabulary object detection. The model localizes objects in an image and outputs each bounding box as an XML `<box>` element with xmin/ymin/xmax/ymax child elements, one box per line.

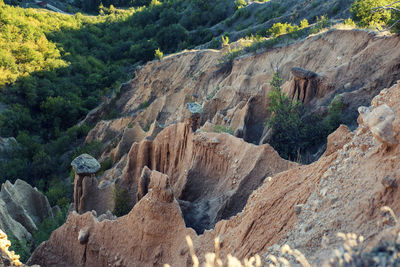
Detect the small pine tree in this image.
<box><xmin>267</xmin><ymin>72</ymin><xmax>303</xmax><ymax>160</ymax></box>
<box><xmin>154</xmin><ymin>48</ymin><xmax>163</xmax><ymax>60</ymax></box>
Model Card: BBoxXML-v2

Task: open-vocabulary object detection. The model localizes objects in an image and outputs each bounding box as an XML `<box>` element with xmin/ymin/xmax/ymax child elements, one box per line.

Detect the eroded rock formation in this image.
<box><xmin>83</xmin><ymin>114</ymin><xmax>295</xmax><ymax>233</ymax></box>
<box><xmin>29</xmin><ymin>80</ymin><xmax>400</xmax><ymax>267</ymax></box>
<box><xmin>28</xmin><ymin>170</ymin><xmax>197</xmax><ymax>267</ymax></box>
<box><xmin>83</xmin><ymin>30</ymin><xmax>400</xmax><ymax>155</ymax></box>
<box><xmin>28</xmin><ymin>28</ymin><xmax>400</xmax><ymax>266</ymax></box>
<box><xmin>72</xmin><ymin>154</ymin><xmax>113</xmax><ymax>215</ymax></box>
<box><xmin>287</xmin><ymin>67</ymin><xmax>331</xmax><ymax>105</ymax></box>
<box><xmin>0</xmin><ymin>180</ymin><xmax>55</xmax><ymax>244</ymax></box>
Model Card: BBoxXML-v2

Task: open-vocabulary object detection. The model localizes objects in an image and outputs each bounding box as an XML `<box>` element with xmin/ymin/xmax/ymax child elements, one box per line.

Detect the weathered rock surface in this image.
<box><xmin>71</xmin><ymin>154</ymin><xmax>100</xmax><ymax>175</ymax></box>
<box><xmin>28</xmin><ymin>26</ymin><xmax>400</xmax><ymax>266</ymax></box>
<box><xmin>83</xmin><ymin>29</ymin><xmax>400</xmax><ymax>154</ymax></box>
<box><xmin>0</xmin><ymin>180</ymin><xmax>54</xmax><ymax>243</ymax></box>
<box><xmin>29</xmin><ymin>81</ymin><xmax>400</xmax><ymax>266</ymax></box>
<box><xmin>85</xmin><ymin>116</ymin><xmax>295</xmax><ymax>233</ymax></box>
<box><xmin>28</xmin><ymin>170</ymin><xmax>197</xmax><ymax>267</ymax></box>
<box><xmin>72</xmin><ymin>154</ymin><xmax>114</xmax><ymax>215</ymax></box>
<box><xmin>358</xmin><ymin>104</ymin><xmax>397</xmax><ymax>146</ymax></box>
<box><xmin>287</xmin><ymin>67</ymin><xmax>330</xmax><ymax>105</ymax></box>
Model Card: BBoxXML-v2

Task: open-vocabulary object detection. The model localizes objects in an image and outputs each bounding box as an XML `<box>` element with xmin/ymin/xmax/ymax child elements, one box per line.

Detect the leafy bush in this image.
<box><xmin>351</xmin><ymin>0</ymin><xmax>392</xmax><ymax>27</ymax></box>
<box><xmin>154</xmin><ymin>48</ymin><xmax>163</xmax><ymax>60</ymax></box>
<box><xmin>221</xmin><ymin>35</ymin><xmax>230</xmax><ymax>47</ymax></box>
<box><xmin>266</xmin><ymin>73</ymin><xmax>344</xmax><ymax>161</ymax></box>
<box><xmin>234</xmin><ymin>0</ymin><xmax>247</xmax><ymax>10</ymax></box>
<box><xmin>300</xmin><ymin>19</ymin><xmax>309</xmax><ymax>29</ymax></box>
<box><xmin>344</xmin><ymin>18</ymin><xmax>357</xmax><ymax>27</ymax></box>
<box><xmin>7</xmin><ymin>232</ymin><xmax>32</xmax><ymax>263</ymax></box>
<box><xmin>268</xmin><ymin>22</ymin><xmax>299</xmax><ymax>37</ymax></box>
<box><xmin>45</xmin><ymin>178</ymin><xmax>70</xmax><ymax>207</ymax></box>
<box><xmin>139</xmin><ymin>100</ymin><xmax>149</xmax><ymax>109</ymax></box>
<box><xmin>97</xmin><ymin>157</ymin><xmax>113</xmax><ymax>176</ymax></box>
<box><xmin>207</xmin><ymin>86</ymin><xmax>220</xmax><ymax>100</ymax></box>
<box><xmin>267</xmin><ymin>73</ymin><xmax>303</xmax><ymax>159</ymax></box>
<box><xmin>213</xmin><ymin>125</ymin><xmax>234</xmax><ymax>135</ymax></box>
<box><xmin>113</xmin><ymin>184</ymin><xmax>133</xmax><ymax>217</ymax></box>
<box><xmin>312</xmin><ymin>0</ymin><xmax>319</xmax><ymax>8</ymax></box>
<box><xmin>33</xmin><ymin>207</ymin><xmax>68</xmax><ymax>246</ymax></box>
<box><xmin>311</xmin><ymin>16</ymin><xmax>330</xmax><ymax>33</ymax></box>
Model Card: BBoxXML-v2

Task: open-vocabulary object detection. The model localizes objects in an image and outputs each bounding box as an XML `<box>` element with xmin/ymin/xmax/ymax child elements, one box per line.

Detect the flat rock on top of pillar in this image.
<box><xmin>186</xmin><ymin>102</ymin><xmax>203</xmax><ymax>114</ymax></box>
<box><xmin>71</xmin><ymin>154</ymin><xmax>100</xmax><ymax>175</ymax></box>
<box><xmin>291</xmin><ymin>67</ymin><xmax>319</xmax><ymax>79</ymax></box>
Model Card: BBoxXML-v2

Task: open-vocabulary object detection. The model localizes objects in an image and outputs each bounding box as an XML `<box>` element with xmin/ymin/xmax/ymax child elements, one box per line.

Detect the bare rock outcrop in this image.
<box><xmin>28</xmin><ymin>170</ymin><xmax>196</xmax><ymax>267</ymax></box>
<box><xmin>84</xmin><ymin>30</ymin><xmax>400</xmax><ymax>155</ymax></box>
<box><xmin>287</xmin><ymin>67</ymin><xmax>331</xmax><ymax>105</ymax></box>
<box><xmin>119</xmin><ymin>117</ymin><xmax>295</xmax><ymax>233</ymax></box>
<box><xmin>358</xmin><ymin>104</ymin><xmax>398</xmax><ymax>146</ymax></box>
<box><xmin>75</xmin><ymin>111</ymin><xmax>296</xmax><ymax>233</ymax></box>
<box><xmin>0</xmin><ymin>180</ymin><xmax>55</xmax><ymax>244</ymax></box>
<box><xmin>72</xmin><ymin>154</ymin><xmax>113</xmax><ymax>215</ymax></box>
<box><xmin>30</xmin><ymin>28</ymin><xmax>400</xmax><ymax>266</ymax></box>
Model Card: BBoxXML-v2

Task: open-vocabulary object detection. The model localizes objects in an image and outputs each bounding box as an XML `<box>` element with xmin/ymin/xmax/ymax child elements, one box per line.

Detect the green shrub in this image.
<box><xmin>154</xmin><ymin>48</ymin><xmax>163</xmax><ymax>60</ymax></box>
<box><xmin>97</xmin><ymin>157</ymin><xmax>113</xmax><ymax>176</ymax></box>
<box><xmin>331</xmin><ymin>5</ymin><xmax>340</xmax><ymax>15</ymax></box>
<box><xmin>213</xmin><ymin>125</ymin><xmax>234</xmax><ymax>135</ymax></box>
<box><xmin>207</xmin><ymin>86</ymin><xmax>221</xmax><ymax>100</ymax></box>
<box><xmin>234</xmin><ymin>0</ymin><xmax>247</xmax><ymax>10</ymax></box>
<box><xmin>46</xmin><ymin>178</ymin><xmax>69</xmax><ymax>207</ymax></box>
<box><xmin>209</xmin><ymin>37</ymin><xmax>220</xmax><ymax>49</ymax></box>
<box><xmin>267</xmin><ymin>72</ymin><xmax>303</xmax><ymax>160</ymax></box>
<box><xmin>72</xmin><ymin>141</ymin><xmax>103</xmax><ymax>160</ymax></box>
<box><xmin>300</xmin><ymin>18</ymin><xmax>309</xmax><ymax>29</ymax></box>
<box><xmin>344</xmin><ymin>18</ymin><xmax>357</xmax><ymax>27</ymax></box>
<box><xmin>266</xmin><ymin>73</ymin><xmax>343</xmax><ymax>161</ymax></box>
<box><xmin>351</xmin><ymin>0</ymin><xmax>392</xmax><ymax>27</ymax></box>
<box><xmin>311</xmin><ymin>15</ymin><xmax>330</xmax><ymax>33</ymax></box>
<box><xmin>221</xmin><ymin>35</ymin><xmax>229</xmax><ymax>47</ymax></box>
<box><xmin>139</xmin><ymin>100</ymin><xmax>149</xmax><ymax>109</ymax></box>
<box><xmin>326</xmin><ymin>94</ymin><xmax>344</xmax><ymax>132</ymax></box>
<box><xmin>112</xmin><ymin>184</ymin><xmax>133</xmax><ymax>217</ymax></box>
<box><xmin>33</xmin><ymin>207</ymin><xmax>68</xmax><ymax>246</ymax></box>
<box><xmin>7</xmin><ymin>231</ymin><xmax>32</xmax><ymax>263</ymax></box>
<box><xmin>268</xmin><ymin>22</ymin><xmax>299</xmax><ymax>37</ymax></box>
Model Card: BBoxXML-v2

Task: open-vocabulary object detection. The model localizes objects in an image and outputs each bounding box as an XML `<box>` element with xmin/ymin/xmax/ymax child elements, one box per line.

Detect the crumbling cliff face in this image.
<box><xmin>77</xmin><ymin>113</ymin><xmax>296</xmax><ymax>233</ymax></box>
<box><xmin>29</xmin><ymin>81</ymin><xmax>400</xmax><ymax>266</ymax></box>
<box><xmin>0</xmin><ymin>179</ymin><xmax>55</xmax><ymax>244</ymax></box>
<box><xmin>27</xmin><ymin>28</ymin><xmax>400</xmax><ymax>266</ymax></box>
<box><xmin>76</xmin><ymin>29</ymin><xmax>400</xmax><ymax>220</ymax></box>
<box><xmin>29</xmin><ymin>170</ymin><xmax>197</xmax><ymax>267</ymax></box>
<box><xmin>83</xmin><ymin>29</ymin><xmax>400</xmax><ymax>154</ymax></box>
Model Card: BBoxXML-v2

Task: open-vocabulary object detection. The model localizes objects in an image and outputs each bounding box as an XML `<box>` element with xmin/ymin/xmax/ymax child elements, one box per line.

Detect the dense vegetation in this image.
<box><xmin>351</xmin><ymin>0</ymin><xmax>400</xmax><ymax>31</ymax></box>
<box><xmin>266</xmin><ymin>73</ymin><xmax>343</xmax><ymax>162</ymax></box>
